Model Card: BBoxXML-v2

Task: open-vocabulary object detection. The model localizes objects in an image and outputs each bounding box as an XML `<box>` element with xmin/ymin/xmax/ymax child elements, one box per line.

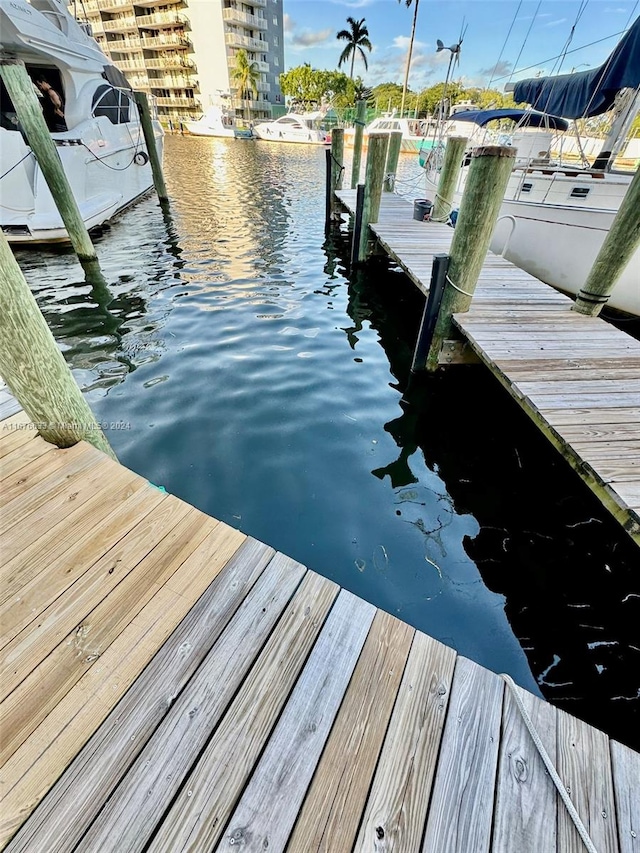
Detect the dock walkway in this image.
<box><xmin>1</xmin><ymin>407</ymin><xmax>639</xmax><ymax>852</ymax></box>
<box><xmin>336</xmin><ymin>190</ymin><xmax>640</xmax><ymax>546</ymax></box>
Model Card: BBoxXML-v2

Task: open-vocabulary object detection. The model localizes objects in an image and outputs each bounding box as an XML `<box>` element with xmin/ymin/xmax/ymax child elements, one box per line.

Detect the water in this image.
<box><xmin>14</xmin><ymin>136</ymin><xmax>639</xmax><ymax>750</ymax></box>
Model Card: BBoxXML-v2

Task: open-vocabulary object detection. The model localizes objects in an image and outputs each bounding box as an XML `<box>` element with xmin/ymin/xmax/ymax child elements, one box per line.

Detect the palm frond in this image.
<box><xmin>336</xmin><ymin>28</ymin><xmax>351</xmax><ymax>41</ymax></box>
<box><xmin>338</xmin><ymin>44</ymin><xmax>352</xmax><ymax>67</ymax></box>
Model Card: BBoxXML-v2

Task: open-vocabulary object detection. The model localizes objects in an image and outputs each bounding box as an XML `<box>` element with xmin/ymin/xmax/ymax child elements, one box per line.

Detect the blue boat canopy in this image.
<box><xmin>513</xmin><ymin>15</ymin><xmax>640</xmax><ymax>118</ymax></box>
<box><xmin>449</xmin><ymin>108</ymin><xmax>569</xmax><ymax>131</ymax></box>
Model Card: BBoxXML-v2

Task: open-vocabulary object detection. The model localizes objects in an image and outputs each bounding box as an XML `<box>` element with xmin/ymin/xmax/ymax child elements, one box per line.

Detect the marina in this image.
<box><xmin>2</xmin><ymin>0</ymin><xmax>640</xmax><ymax>846</ymax></box>
<box><xmin>1</xmin><ymin>407</ymin><xmax>639</xmax><ymax>852</ymax></box>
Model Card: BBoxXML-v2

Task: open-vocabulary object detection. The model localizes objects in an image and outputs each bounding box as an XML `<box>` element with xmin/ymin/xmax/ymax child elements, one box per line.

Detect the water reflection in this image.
<box><xmin>13</xmin><ymin>136</ymin><xmax>638</xmax><ymax>750</ymax></box>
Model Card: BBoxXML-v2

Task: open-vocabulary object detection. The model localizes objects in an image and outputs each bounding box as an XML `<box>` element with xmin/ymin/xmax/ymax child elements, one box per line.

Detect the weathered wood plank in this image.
<box><xmin>556</xmin><ymin>708</ymin><xmax>619</xmax><ymax>852</ymax></box>
<box><xmin>0</xmin><ymin>411</ymin><xmax>33</xmax><ymax>456</ymax></box>
<box><xmin>75</xmin><ymin>552</ymin><xmax>309</xmax><ymax>853</ymax></box>
<box><xmin>354</xmin><ymin>630</ymin><xmax>457</xmax><ymax>853</ymax></box>
<box><xmin>213</xmin><ymin>590</ymin><xmax>376</xmax><ymax>853</ymax></box>
<box><xmin>0</xmin><ymin>441</ymin><xmax>105</xmax><ymax>535</ymax></box>
<box><xmin>0</xmin><ymin>513</ymin><xmax>222</xmax><ymax>843</ymax></box>
<box><xmin>610</xmin><ymin>739</ymin><xmax>640</xmax><ymax>853</ymax></box>
<box><xmin>420</xmin><ymin>656</ymin><xmax>503</xmax><ymax>853</ymax></box>
<box><xmin>3</xmin><ymin>526</ymin><xmax>252</xmax><ymax>852</ymax></box>
<box><xmin>0</xmin><ymin>495</ymin><xmax>196</xmax><ymax>764</ymax></box>
<box><xmin>1</xmin><ymin>460</ymin><xmax>147</xmax><ymax>609</ymax></box>
<box><xmin>492</xmin><ymin>682</ymin><xmax>558</xmax><ymax>853</ymax></box>
<box><xmin>0</xmin><ymin>434</ymin><xmax>55</xmax><ymax>481</ymax></box>
<box><xmin>0</xmin><ymin>485</ymin><xmax>170</xmax><ymax>651</ymax></box>
<box><xmin>147</xmin><ymin>571</ymin><xmax>340</xmax><ymax>853</ymax></box>
<box><xmin>287</xmin><ymin>610</ymin><xmax>414</xmax><ymax>853</ymax></box>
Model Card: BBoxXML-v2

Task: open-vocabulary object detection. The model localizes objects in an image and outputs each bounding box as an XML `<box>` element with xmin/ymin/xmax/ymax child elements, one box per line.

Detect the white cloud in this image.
<box><xmin>288</xmin><ymin>27</ymin><xmax>334</xmax><ymax>48</ymax></box>
<box><xmin>392</xmin><ymin>35</ymin><xmax>428</xmax><ymax>51</ymax></box>
<box><xmin>544</xmin><ymin>17</ymin><xmax>568</xmax><ymax>27</ymax></box>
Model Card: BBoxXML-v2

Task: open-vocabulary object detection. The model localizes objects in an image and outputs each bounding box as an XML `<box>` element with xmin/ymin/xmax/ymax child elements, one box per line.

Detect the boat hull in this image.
<box><xmin>491</xmin><ymin>198</ymin><xmax>639</xmax><ymax>316</ymax></box>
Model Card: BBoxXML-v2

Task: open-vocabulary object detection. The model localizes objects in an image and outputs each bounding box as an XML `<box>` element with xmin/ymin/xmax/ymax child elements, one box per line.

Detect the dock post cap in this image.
<box><xmin>471</xmin><ymin>145</ymin><xmax>517</xmax><ymax>159</ymax></box>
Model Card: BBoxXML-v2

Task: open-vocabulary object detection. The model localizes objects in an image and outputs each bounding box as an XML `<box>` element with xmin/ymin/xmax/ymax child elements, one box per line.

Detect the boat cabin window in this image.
<box><xmin>92</xmin><ymin>84</ymin><xmax>132</xmax><ymax>124</ymax></box>
<box><xmin>0</xmin><ymin>79</ymin><xmax>20</xmax><ymax>131</ymax></box>
<box><xmin>521</xmin><ymin>182</ymin><xmax>533</xmax><ymax>193</ymax></box>
<box><xmin>570</xmin><ymin>187</ymin><xmax>590</xmax><ymax>199</ymax></box>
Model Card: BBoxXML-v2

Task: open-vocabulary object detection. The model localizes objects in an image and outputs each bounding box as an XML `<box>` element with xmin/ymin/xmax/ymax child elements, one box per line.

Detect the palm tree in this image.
<box><xmin>231</xmin><ymin>49</ymin><xmax>260</xmax><ymax>121</ymax></box>
<box><xmin>337</xmin><ymin>17</ymin><xmax>372</xmax><ymax>79</ymax></box>
<box><xmin>399</xmin><ymin>0</ymin><xmax>420</xmax><ymax>116</ymax></box>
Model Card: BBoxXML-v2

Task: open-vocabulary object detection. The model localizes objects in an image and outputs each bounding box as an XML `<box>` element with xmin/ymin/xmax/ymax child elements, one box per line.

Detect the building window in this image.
<box><xmin>273</xmin><ymin>35</ymin><xmax>278</xmax><ymax>46</ymax></box>
<box><xmin>272</xmin><ymin>16</ymin><xmax>277</xmax><ymax>25</ymax></box>
<box><xmin>273</xmin><ymin>56</ymin><xmax>279</xmax><ymax>66</ymax></box>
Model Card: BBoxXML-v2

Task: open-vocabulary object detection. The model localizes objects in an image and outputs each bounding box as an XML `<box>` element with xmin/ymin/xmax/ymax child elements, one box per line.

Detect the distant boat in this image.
<box><xmin>344</xmin><ymin>115</ymin><xmax>436</xmax><ymax>154</ymax></box>
<box><xmin>253</xmin><ymin>113</ymin><xmax>329</xmax><ymax>145</ymax></box>
<box><xmin>184</xmin><ymin>105</ymin><xmax>253</xmax><ymax>139</ymax></box>
<box><xmin>0</xmin><ymin>0</ymin><xmax>163</xmax><ymax>244</ymax></box>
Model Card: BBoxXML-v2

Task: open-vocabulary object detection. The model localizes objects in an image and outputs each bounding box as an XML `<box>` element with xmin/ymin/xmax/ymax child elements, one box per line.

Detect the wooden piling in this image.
<box><xmin>350</xmin><ymin>99</ymin><xmax>367</xmax><ymax>189</ymax></box>
<box><xmin>573</xmin><ymin>165</ymin><xmax>640</xmax><ymax>316</ymax></box>
<box><xmin>384</xmin><ymin>131</ymin><xmax>403</xmax><ymax>192</ymax></box>
<box><xmin>134</xmin><ymin>91</ymin><xmax>168</xmax><ymax>204</ymax></box>
<box><xmin>431</xmin><ymin>135</ymin><xmax>469</xmax><ymax>222</ymax></box>
<box><xmin>330</xmin><ymin>128</ymin><xmax>345</xmax><ymax>224</ymax></box>
<box><xmin>0</xmin><ymin>231</ymin><xmax>116</xmax><ymax>459</ymax></box>
<box><xmin>350</xmin><ymin>184</ymin><xmax>366</xmax><ymax>267</ymax></box>
<box><xmin>357</xmin><ymin>133</ymin><xmax>388</xmax><ymax>263</ymax></box>
<box><xmin>0</xmin><ymin>59</ymin><xmax>98</xmax><ymax>264</ymax></box>
<box><xmin>426</xmin><ymin>145</ymin><xmax>516</xmax><ymax>371</ymax></box>
<box><xmin>411</xmin><ymin>254</ymin><xmax>450</xmax><ymax>372</ymax></box>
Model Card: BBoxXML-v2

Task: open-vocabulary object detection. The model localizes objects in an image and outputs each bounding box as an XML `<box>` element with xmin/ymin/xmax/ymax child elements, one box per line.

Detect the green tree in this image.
<box><xmin>280</xmin><ymin>65</ymin><xmax>352</xmax><ymax>109</ymax></box>
<box><xmin>336</xmin><ymin>17</ymin><xmax>372</xmax><ymax>79</ymax></box>
<box><xmin>230</xmin><ymin>49</ymin><xmax>260</xmax><ymax>120</ymax></box>
<box><xmin>370</xmin><ymin>81</ymin><xmax>414</xmax><ymax>113</ymax></box>
<box><xmin>398</xmin><ymin>0</ymin><xmax>420</xmax><ymax>115</ymax></box>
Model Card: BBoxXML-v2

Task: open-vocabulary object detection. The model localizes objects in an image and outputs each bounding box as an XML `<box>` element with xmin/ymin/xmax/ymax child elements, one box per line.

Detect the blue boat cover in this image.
<box><xmin>450</xmin><ymin>108</ymin><xmax>569</xmax><ymax>131</ymax></box>
<box><xmin>513</xmin><ymin>15</ymin><xmax>640</xmax><ymax>118</ymax></box>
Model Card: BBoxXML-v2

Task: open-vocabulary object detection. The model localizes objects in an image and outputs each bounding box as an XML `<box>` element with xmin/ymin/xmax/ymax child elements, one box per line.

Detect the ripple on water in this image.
<box><xmin>15</xmin><ymin>136</ymin><xmax>640</xmax><ymax>750</ymax></box>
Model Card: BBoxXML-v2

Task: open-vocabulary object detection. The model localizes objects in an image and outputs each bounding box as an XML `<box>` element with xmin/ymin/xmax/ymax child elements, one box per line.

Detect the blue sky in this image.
<box><xmin>283</xmin><ymin>0</ymin><xmax>639</xmax><ymax>90</ymax></box>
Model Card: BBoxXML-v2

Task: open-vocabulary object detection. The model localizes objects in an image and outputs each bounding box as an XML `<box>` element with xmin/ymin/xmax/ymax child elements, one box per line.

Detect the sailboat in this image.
<box><xmin>0</xmin><ymin>0</ymin><xmax>163</xmax><ymax>244</ymax></box>
<box><xmin>488</xmin><ymin>16</ymin><xmax>640</xmax><ymax>316</ymax></box>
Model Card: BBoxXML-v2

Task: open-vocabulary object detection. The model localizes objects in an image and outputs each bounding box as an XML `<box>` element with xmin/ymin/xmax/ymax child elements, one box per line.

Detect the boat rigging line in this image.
<box><xmin>506</xmin><ymin>0</ymin><xmax>542</xmax><ymax>87</ymax></box>
<box><xmin>487</xmin><ymin>0</ymin><xmax>523</xmax><ymax>91</ymax></box>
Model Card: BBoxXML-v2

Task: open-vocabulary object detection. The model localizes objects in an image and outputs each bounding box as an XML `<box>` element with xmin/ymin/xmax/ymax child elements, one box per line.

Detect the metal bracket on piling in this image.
<box><xmin>350</xmin><ymin>184</ymin><xmax>366</xmax><ymax>267</ymax></box>
<box><xmin>411</xmin><ymin>254</ymin><xmax>450</xmax><ymax>372</ymax></box>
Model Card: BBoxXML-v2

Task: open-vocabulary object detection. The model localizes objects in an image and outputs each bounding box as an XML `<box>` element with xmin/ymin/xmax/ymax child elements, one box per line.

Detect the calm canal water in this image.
<box><xmin>15</xmin><ymin>135</ymin><xmax>639</xmax><ymax>750</ymax></box>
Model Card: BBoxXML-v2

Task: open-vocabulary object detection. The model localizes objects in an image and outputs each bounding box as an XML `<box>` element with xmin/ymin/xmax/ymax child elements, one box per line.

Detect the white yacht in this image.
<box><xmin>253</xmin><ymin>112</ymin><xmax>329</xmax><ymax>145</ymax></box>
<box><xmin>344</xmin><ymin>114</ymin><xmax>436</xmax><ymax>154</ymax></box>
<box><xmin>185</xmin><ymin>104</ymin><xmax>252</xmax><ymax>139</ymax></box>
<box><xmin>0</xmin><ymin>0</ymin><xmax>163</xmax><ymax>244</ymax></box>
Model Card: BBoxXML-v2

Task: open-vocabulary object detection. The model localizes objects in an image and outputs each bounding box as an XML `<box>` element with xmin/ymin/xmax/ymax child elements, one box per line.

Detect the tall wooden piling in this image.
<box><xmin>134</xmin><ymin>91</ymin><xmax>168</xmax><ymax>204</ymax></box>
<box><xmin>573</xmin><ymin>165</ymin><xmax>640</xmax><ymax>316</ymax></box>
<box><xmin>0</xmin><ymin>59</ymin><xmax>99</xmax><ymax>265</ymax></box>
<box><xmin>0</xmin><ymin>232</ymin><xmax>116</xmax><ymax>459</ymax></box>
<box><xmin>330</xmin><ymin>128</ymin><xmax>345</xmax><ymax>221</ymax></box>
<box><xmin>356</xmin><ymin>133</ymin><xmax>388</xmax><ymax>263</ymax></box>
<box><xmin>384</xmin><ymin>131</ymin><xmax>403</xmax><ymax>192</ymax></box>
<box><xmin>426</xmin><ymin>145</ymin><xmax>516</xmax><ymax>371</ymax></box>
<box><xmin>350</xmin><ymin>99</ymin><xmax>367</xmax><ymax>189</ymax></box>
<box><xmin>431</xmin><ymin>135</ymin><xmax>468</xmax><ymax>222</ymax></box>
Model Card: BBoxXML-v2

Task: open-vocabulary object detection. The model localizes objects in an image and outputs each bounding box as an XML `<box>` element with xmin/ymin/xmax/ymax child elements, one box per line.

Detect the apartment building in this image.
<box><xmin>72</xmin><ymin>0</ymin><xmax>285</xmax><ymax>125</ymax></box>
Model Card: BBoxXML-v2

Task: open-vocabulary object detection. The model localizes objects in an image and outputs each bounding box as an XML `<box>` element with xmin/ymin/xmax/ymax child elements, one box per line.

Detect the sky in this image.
<box><xmin>283</xmin><ymin>0</ymin><xmax>639</xmax><ymax>91</ymax></box>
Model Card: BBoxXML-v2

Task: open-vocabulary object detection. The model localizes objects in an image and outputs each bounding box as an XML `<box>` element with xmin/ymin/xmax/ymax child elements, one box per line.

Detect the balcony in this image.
<box><xmin>131</xmin><ymin>0</ymin><xmax>182</xmax><ymax>7</ymax></box>
<box><xmin>149</xmin><ymin>75</ymin><xmax>195</xmax><ymax>89</ymax></box>
<box><xmin>224</xmin><ymin>31</ymin><xmax>268</xmax><ymax>52</ymax></box>
<box><xmin>253</xmin><ymin>60</ymin><xmax>269</xmax><ymax>73</ymax></box>
<box><xmin>145</xmin><ymin>57</ymin><xmax>195</xmax><ymax>70</ymax></box>
<box><xmin>117</xmin><ymin>59</ymin><xmax>146</xmax><ymax>71</ymax></box>
<box><xmin>107</xmin><ymin>37</ymin><xmax>142</xmax><ymax>51</ymax></box>
<box><xmin>103</xmin><ymin>16</ymin><xmax>138</xmax><ymax>31</ymax></box>
<box><xmin>251</xmin><ymin>0</ymin><xmax>266</xmax><ymax>6</ymax></box>
<box><xmin>222</xmin><ymin>8</ymin><xmax>266</xmax><ymax>29</ymax></box>
<box><xmin>141</xmin><ymin>34</ymin><xmax>192</xmax><ymax>50</ymax></box>
<box><xmin>255</xmin><ymin>81</ymin><xmax>271</xmax><ymax>93</ymax></box>
<box><xmin>97</xmin><ymin>0</ymin><xmax>132</xmax><ymax>11</ymax></box>
<box><xmin>232</xmin><ymin>98</ymin><xmax>262</xmax><ymax>110</ymax></box>
<box><xmin>136</xmin><ymin>11</ymin><xmax>188</xmax><ymax>28</ymax></box>
<box><xmin>155</xmin><ymin>96</ymin><xmax>195</xmax><ymax>108</ymax></box>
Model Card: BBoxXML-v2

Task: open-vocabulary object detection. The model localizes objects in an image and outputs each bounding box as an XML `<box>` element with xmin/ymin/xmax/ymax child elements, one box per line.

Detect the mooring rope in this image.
<box><xmin>445</xmin><ymin>274</ymin><xmax>473</xmax><ymax>297</ymax></box>
<box><xmin>500</xmin><ymin>674</ymin><xmax>599</xmax><ymax>853</ymax></box>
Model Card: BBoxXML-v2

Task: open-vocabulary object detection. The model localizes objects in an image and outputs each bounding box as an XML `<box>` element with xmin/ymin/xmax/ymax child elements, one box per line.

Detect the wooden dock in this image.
<box><xmin>336</xmin><ymin>189</ymin><xmax>640</xmax><ymax>547</ymax></box>
<box><xmin>1</xmin><ymin>407</ymin><xmax>639</xmax><ymax>852</ymax></box>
